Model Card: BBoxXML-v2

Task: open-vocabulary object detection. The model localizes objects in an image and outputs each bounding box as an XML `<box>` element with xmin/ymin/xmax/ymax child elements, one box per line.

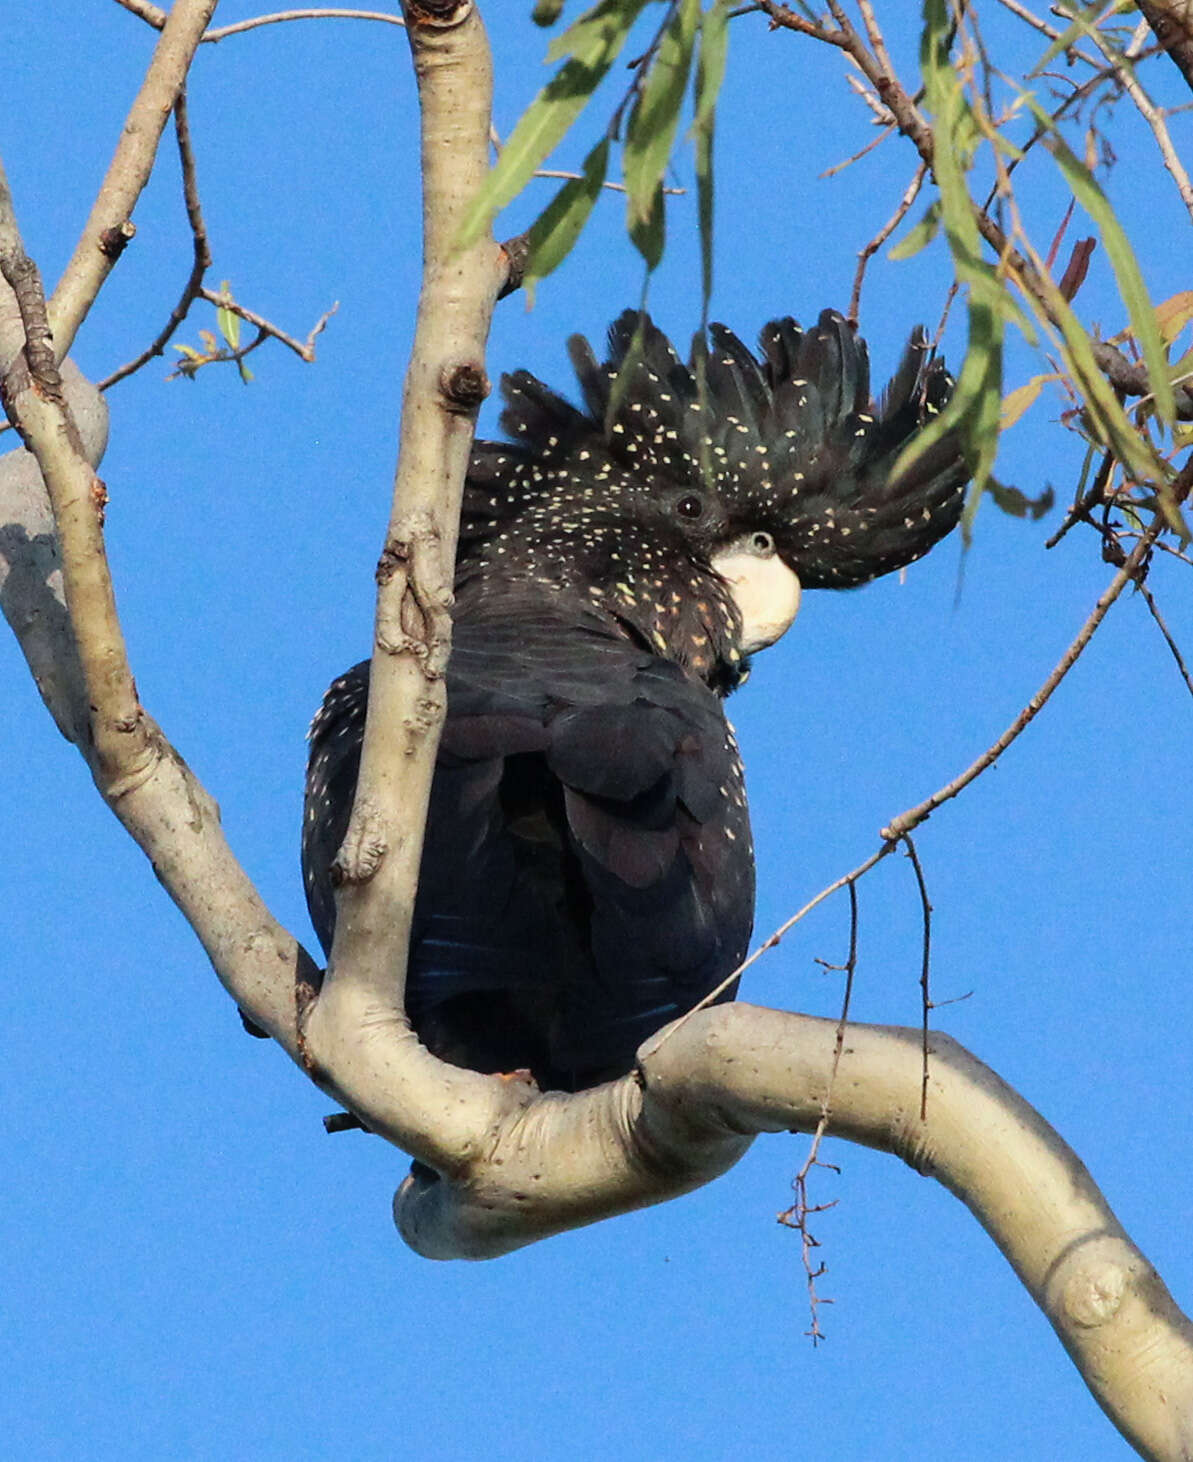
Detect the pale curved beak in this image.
<box><xmin>711</xmin><ymin>536</ymin><xmax>802</xmax><ymax>655</ymax></box>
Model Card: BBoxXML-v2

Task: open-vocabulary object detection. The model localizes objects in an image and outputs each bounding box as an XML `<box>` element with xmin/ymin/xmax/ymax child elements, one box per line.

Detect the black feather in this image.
<box><xmin>304</xmin><ymin>616</ymin><xmax>751</xmax><ymax>1090</ymax></box>
<box><xmin>303</xmin><ymin>307</ymin><xmax>970</xmax><ymax>1091</ymax></box>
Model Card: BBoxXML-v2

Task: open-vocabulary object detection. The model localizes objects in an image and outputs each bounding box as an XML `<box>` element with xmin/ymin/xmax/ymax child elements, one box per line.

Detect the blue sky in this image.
<box><xmin>4</xmin><ymin>5</ymin><xmax>1191</xmax><ymax>1459</ymax></box>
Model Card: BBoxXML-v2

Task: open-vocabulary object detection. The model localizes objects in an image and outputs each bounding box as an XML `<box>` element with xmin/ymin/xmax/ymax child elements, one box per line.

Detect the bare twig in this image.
<box><xmin>857</xmin><ymin>0</ymin><xmax>895</xmax><ymax>78</ymax></box>
<box><xmin>1044</xmin><ymin>449</ymin><xmax>1116</xmax><ymax>550</ymax></box>
<box><xmin>820</xmin><ymin>114</ymin><xmax>896</xmax><ymax>177</ymax></box>
<box><xmin>901</xmin><ymin>835</ymin><xmax>933</xmax><ymax>1122</ymax></box>
<box><xmin>881</xmin><ymin>516</ymin><xmax>1167</xmax><ymax>843</ymax></box>
<box><xmin>841</xmin><ymin>65</ymin><xmax>897</xmax><ymax>127</ymax></box>
<box><xmin>113</xmin><ymin>0</ymin><xmax>168</xmax><ymax>24</ymax></box>
<box><xmin>98</xmin><ymin>91</ymin><xmax>212</xmax><ymax>391</ymax></box>
<box><xmin>993</xmin><ymin>0</ymin><xmax>1102</xmax><ymax>67</ymax></box>
<box><xmin>196</xmin><ymin>288</ymin><xmax>338</xmax><ymax>361</ymax></box>
<box><xmin>98</xmin><ymin>97</ymin><xmax>338</xmax><ymax>390</ymax></box>
<box><xmin>849</xmin><ymin>162</ymin><xmax>927</xmax><ymax>323</ymax></box>
<box><xmin>777</xmin><ymin>879</ymin><xmax>859</xmax><ymax>1344</ymax></box>
<box><xmin>755</xmin><ymin>4</ymin><xmax>849</xmax><ymax>46</ymax></box>
<box><xmin>51</xmin><ymin>0</ymin><xmax>219</xmax><ymax>357</ymax></box>
<box><xmin>1138</xmin><ymin>579</ymin><xmax>1193</xmax><ymax>697</ymax></box>
<box><xmin>204</xmin><ymin>9</ymin><xmax>406</xmax><ymax>42</ymax></box>
<box><xmin>534</xmin><ymin>169</ymin><xmax>685</xmax><ymax>197</ymax></box>
<box><xmin>1081</xmin><ymin>11</ymin><xmax>1193</xmax><ymax>223</ymax></box>
<box><xmin>115</xmin><ymin>1</ymin><xmax>407</xmax><ymax>40</ymax></box>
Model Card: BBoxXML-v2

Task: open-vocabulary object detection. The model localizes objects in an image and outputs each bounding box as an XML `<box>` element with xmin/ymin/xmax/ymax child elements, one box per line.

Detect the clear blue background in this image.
<box><xmin>4</xmin><ymin>5</ymin><xmax>1190</xmax><ymax>1459</ymax></box>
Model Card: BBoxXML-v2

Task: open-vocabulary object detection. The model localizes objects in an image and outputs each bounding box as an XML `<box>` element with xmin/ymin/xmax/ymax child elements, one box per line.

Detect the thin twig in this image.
<box><xmin>51</xmin><ymin>0</ymin><xmax>218</xmax><ymax>358</ymax></box>
<box><xmin>534</xmin><ymin>169</ymin><xmax>685</xmax><ymax>197</ymax></box>
<box><xmin>1154</xmin><ymin>536</ymin><xmax>1193</xmax><ymax>567</ymax></box>
<box><xmin>849</xmin><ymin>162</ymin><xmax>927</xmax><ymax>323</ymax></box>
<box><xmin>113</xmin><ymin>0</ymin><xmax>168</xmax><ymax>24</ymax></box>
<box><xmin>901</xmin><ymin>836</ymin><xmax>933</xmax><ymax>1122</ymax></box>
<box><xmin>98</xmin><ymin>91</ymin><xmax>212</xmax><ymax>391</ymax></box>
<box><xmin>196</xmin><ymin>288</ymin><xmax>338</xmax><ymax>362</ymax></box>
<box><xmin>1045</xmin><ymin>449</ymin><xmax>1116</xmax><ymax>550</ymax></box>
<box><xmin>881</xmin><ymin>517</ymin><xmax>1167</xmax><ymax>842</ymax></box>
<box><xmin>841</xmin><ymin>65</ymin><xmax>896</xmax><ymax>127</ymax></box>
<box><xmin>99</xmin><ymin>92</ymin><xmax>337</xmax><ymax>390</ymax></box>
<box><xmin>115</xmin><ymin>2</ymin><xmax>407</xmax><ymax>39</ymax></box>
<box><xmin>204</xmin><ymin>9</ymin><xmax>405</xmax><ymax>42</ymax></box>
<box><xmin>654</xmin><ymin>506</ymin><xmax>1170</xmax><ymax>1062</ymax></box>
<box><xmin>777</xmin><ymin>879</ymin><xmax>859</xmax><ymax>1344</ymax></box>
<box><xmin>1081</xmin><ymin>9</ymin><xmax>1193</xmax><ymax>224</ymax></box>
<box><xmin>649</xmin><ymin>842</ymin><xmax>896</xmax><ymax>1052</ymax></box>
<box><xmin>820</xmin><ymin>115</ymin><xmax>896</xmax><ymax>178</ymax></box>
<box><xmin>755</xmin><ymin>3</ymin><xmax>849</xmax><ymax>46</ymax></box>
<box><xmin>1138</xmin><ymin>579</ymin><xmax>1193</xmax><ymax>697</ymax></box>
<box><xmin>993</xmin><ymin>0</ymin><xmax>1102</xmax><ymax>67</ymax></box>
<box><xmin>857</xmin><ymin>0</ymin><xmax>896</xmax><ymax>78</ymax></box>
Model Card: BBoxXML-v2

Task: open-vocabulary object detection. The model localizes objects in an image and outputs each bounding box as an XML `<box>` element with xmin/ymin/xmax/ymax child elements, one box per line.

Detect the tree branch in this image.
<box><xmin>296</xmin><ymin>0</ymin><xmax>511</xmax><ymax>1154</ymax></box>
<box><xmin>396</xmin><ymin>1000</ymin><xmax>1193</xmax><ymax>1457</ymax></box>
<box><xmin>1139</xmin><ymin>0</ymin><xmax>1193</xmax><ymax>94</ymax></box>
<box><xmin>0</xmin><ymin>152</ymin><xmax>308</xmax><ymax>1064</ymax></box>
<box><xmin>0</xmin><ymin>158</ymin><xmax>143</xmax><ymax>783</ymax></box>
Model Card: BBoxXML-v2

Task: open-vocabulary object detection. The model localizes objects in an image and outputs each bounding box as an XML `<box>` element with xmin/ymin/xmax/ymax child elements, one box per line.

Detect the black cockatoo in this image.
<box><xmin>302</xmin><ymin>309</ymin><xmax>968</xmax><ymax>1091</ymax></box>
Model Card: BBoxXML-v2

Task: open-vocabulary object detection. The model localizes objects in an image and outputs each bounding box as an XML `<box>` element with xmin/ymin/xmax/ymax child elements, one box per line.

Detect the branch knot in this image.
<box><xmin>440</xmin><ymin>360</ymin><xmax>488</xmax><ymax>412</ymax></box>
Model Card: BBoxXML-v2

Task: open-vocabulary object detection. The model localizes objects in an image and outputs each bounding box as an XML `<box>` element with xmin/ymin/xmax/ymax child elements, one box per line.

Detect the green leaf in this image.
<box><xmin>694</xmin><ymin>113</ymin><xmax>714</xmax><ymax>322</ymax></box>
<box><xmin>899</xmin><ymin>0</ymin><xmax>1008</xmax><ymax>495</ymax></box>
<box><xmin>986</xmin><ymin>477</ymin><xmax>1055</xmax><ymax>520</ymax></box>
<box><xmin>888</xmin><ymin>201</ymin><xmax>942</xmax><ymax>261</ymax></box>
<box><xmin>533</xmin><ymin>0</ymin><xmax>565</xmax><ymax>25</ymax></box>
<box><xmin>692</xmin><ymin>0</ymin><xmax>729</xmax><ymax>135</ymax></box>
<box><xmin>624</xmin><ymin>0</ymin><xmax>700</xmax><ymax>227</ymax></box>
<box><xmin>1047</xmin><ymin>278</ymin><xmax>1169</xmax><ymax>484</ymax></box>
<box><xmin>1170</xmin><ymin>343</ymin><xmax>1193</xmax><ymax>382</ymax></box>
<box><xmin>546</xmin><ymin>0</ymin><xmax>646</xmax><ymax>64</ymax></box>
<box><xmin>524</xmin><ymin>137</ymin><xmax>610</xmax><ymax>283</ymax></box>
<box><xmin>1023</xmin><ymin>94</ymin><xmax>1176</xmax><ymax>425</ymax></box>
<box><xmin>215</xmin><ymin>280</ymin><xmax>239</xmax><ymax>349</ymax></box>
<box><xmin>692</xmin><ymin>1</ymin><xmax>729</xmax><ymax>319</ymax></box>
<box><xmin>457</xmin><ymin>0</ymin><xmax>649</xmax><ymax>250</ymax></box>
<box><xmin>629</xmin><ymin>181</ymin><xmax>665</xmax><ymax>270</ymax></box>
<box><xmin>1028</xmin><ymin>0</ymin><xmax>1134</xmax><ymax>76</ymax></box>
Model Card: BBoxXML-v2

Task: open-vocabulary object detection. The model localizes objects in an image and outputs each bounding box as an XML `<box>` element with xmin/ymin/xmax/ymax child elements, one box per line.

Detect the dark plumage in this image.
<box><xmin>302</xmin><ymin>309</ymin><xmax>969</xmax><ymax>1090</ymax></box>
